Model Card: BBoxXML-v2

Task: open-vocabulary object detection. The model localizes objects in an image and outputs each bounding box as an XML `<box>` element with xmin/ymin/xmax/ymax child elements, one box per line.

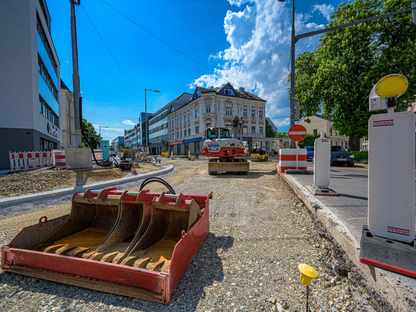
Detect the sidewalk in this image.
<box><xmin>279</xmin><ymin>164</ymin><xmax>416</xmax><ymax>312</ymax></box>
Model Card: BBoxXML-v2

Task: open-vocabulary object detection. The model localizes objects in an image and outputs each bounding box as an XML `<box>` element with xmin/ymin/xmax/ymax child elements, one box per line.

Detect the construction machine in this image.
<box><xmin>202</xmin><ymin>116</ymin><xmax>249</xmax><ymax>175</ymax></box>
<box><xmin>250</xmin><ymin>145</ymin><xmax>268</xmax><ymax>161</ymax></box>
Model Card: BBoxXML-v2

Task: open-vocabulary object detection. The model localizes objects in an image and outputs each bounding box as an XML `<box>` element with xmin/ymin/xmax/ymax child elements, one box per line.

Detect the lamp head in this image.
<box><xmin>277</xmin><ymin>0</ymin><xmax>287</xmax><ymax>2</ymax></box>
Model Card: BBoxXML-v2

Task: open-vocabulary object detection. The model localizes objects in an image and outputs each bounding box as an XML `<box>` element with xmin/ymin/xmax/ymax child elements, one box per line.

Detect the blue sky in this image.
<box><xmin>48</xmin><ymin>0</ymin><xmax>345</xmax><ymax>141</ymax></box>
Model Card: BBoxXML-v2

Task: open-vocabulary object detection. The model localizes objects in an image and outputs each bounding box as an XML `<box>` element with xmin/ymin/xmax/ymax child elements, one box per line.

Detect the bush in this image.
<box><xmin>351</xmin><ymin>151</ymin><xmax>368</xmax><ymax>162</ymax></box>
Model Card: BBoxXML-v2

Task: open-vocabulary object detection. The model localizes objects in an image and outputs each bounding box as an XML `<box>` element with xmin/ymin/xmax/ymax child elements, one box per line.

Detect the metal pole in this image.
<box><xmin>145</xmin><ymin>90</ymin><xmax>148</xmax><ymax>160</ymax></box>
<box><xmin>70</xmin><ymin>0</ymin><xmax>82</xmax><ymax>148</ymax></box>
<box><xmin>306</xmin><ymin>285</ymin><xmax>309</xmax><ymax>312</ymax></box>
<box><xmin>290</xmin><ymin>0</ymin><xmax>296</xmax><ymax>148</ymax></box>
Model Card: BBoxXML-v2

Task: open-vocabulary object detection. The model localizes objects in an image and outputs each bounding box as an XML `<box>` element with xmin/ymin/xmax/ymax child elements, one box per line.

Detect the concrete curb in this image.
<box><xmin>278</xmin><ymin>168</ymin><xmax>413</xmax><ymax>312</ymax></box>
<box><xmin>0</xmin><ymin>165</ymin><xmax>174</xmax><ymax>207</ymax></box>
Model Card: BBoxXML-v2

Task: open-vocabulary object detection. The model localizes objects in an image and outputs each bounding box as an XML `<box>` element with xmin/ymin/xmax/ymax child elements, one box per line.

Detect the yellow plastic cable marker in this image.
<box><xmin>298</xmin><ymin>263</ymin><xmax>318</xmax><ymax>286</ymax></box>
<box><xmin>375</xmin><ymin>74</ymin><xmax>408</xmax><ymax>99</ymax></box>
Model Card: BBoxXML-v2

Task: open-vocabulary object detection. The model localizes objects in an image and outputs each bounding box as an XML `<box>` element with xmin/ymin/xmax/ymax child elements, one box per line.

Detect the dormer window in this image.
<box><xmin>222</xmin><ymin>88</ymin><xmax>234</xmax><ymax>96</ymax></box>
<box><xmin>195</xmin><ymin>90</ymin><xmax>201</xmax><ymax>98</ymax></box>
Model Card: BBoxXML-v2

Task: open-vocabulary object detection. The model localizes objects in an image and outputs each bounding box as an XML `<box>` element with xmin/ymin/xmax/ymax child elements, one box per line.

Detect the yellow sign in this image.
<box><xmin>375</xmin><ymin>74</ymin><xmax>408</xmax><ymax>98</ymax></box>
<box><xmin>161</xmin><ymin>152</ymin><xmax>169</xmax><ymax>156</ymax></box>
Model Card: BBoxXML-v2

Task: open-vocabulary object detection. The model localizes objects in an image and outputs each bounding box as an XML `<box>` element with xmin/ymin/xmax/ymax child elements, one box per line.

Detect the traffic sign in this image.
<box><xmin>288</xmin><ymin>124</ymin><xmax>307</xmax><ymax>142</ymax></box>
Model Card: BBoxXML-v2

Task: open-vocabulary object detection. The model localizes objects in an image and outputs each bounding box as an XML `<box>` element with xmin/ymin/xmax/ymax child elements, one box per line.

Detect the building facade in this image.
<box><xmin>111</xmin><ymin>136</ymin><xmax>124</xmax><ymax>152</ymax></box>
<box><xmin>124</xmin><ymin>125</ymin><xmax>141</xmax><ymax>150</ymax></box>
<box><xmin>167</xmin><ymin>83</ymin><xmax>268</xmax><ymax>155</ymax></box>
<box><xmin>60</xmin><ymin>80</ymin><xmax>75</xmax><ymax>148</ymax></box>
<box><xmin>148</xmin><ymin>93</ymin><xmax>192</xmax><ymax>155</ymax></box>
<box><xmin>297</xmin><ymin>115</ymin><xmax>350</xmax><ymax>150</ymax></box>
<box><xmin>0</xmin><ymin>0</ymin><xmax>61</xmax><ymax>169</ymax></box>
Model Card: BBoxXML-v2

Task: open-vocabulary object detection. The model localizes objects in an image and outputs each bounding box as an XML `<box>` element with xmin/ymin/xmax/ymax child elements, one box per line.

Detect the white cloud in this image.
<box><xmin>312</xmin><ymin>4</ymin><xmax>334</xmax><ymax>21</ymax></box>
<box><xmin>122</xmin><ymin>119</ymin><xmax>136</xmax><ymax>126</ymax></box>
<box><xmin>191</xmin><ymin>0</ymin><xmax>326</xmax><ymax>130</ymax></box>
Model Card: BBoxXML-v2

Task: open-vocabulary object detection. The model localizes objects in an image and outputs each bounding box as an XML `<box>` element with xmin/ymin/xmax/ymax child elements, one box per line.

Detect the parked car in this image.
<box><xmin>331</xmin><ymin>146</ymin><xmax>354</xmax><ymax>167</ymax></box>
<box><xmin>304</xmin><ymin>146</ymin><xmax>314</xmax><ymax>160</ymax></box>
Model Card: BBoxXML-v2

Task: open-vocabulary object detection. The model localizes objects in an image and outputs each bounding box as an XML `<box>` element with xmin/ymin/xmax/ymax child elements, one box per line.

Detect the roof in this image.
<box><xmin>191</xmin><ymin>83</ymin><xmax>265</xmax><ymax>102</ymax></box>
<box><xmin>151</xmin><ymin>92</ymin><xmax>193</xmax><ymax>118</ymax></box>
<box><xmin>60</xmin><ymin>79</ymin><xmax>71</xmax><ymax>92</ymax></box>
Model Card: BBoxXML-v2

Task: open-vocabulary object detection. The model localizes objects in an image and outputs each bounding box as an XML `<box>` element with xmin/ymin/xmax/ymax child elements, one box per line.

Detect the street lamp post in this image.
<box><xmin>144</xmin><ymin>89</ymin><xmax>160</xmax><ymax>159</ymax></box>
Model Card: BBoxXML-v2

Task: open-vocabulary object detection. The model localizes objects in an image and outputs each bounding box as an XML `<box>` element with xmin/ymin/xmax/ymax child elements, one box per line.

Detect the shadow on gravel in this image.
<box><xmin>0</xmin><ymin>233</ymin><xmax>234</xmax><ymax>312</ymax></box>
<box><xmin>213</xmin><ymin>169</ymin><xmax>276</xmax><ymax>179</ymax></box>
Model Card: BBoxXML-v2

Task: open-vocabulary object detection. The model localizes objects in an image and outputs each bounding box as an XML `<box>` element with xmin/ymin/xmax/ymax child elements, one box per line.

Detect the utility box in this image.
<box><xmin>368</xmin><ymin>111</ymin><xmax>415</xmax><ymax>243</ymax></box>
<box><xmin>313</xmin><ymin>133</ymin><xmax>331</xmax><ymax>188</ymax></box>
<box><xmin>101</xmin><ymin>140</ymin><xmax>109</xmax><ymax>161</ymax></box>
<box><xmin>65</xmin><ymin>148</ymin><xmax>92</xmax><ymax>169</ymax></box>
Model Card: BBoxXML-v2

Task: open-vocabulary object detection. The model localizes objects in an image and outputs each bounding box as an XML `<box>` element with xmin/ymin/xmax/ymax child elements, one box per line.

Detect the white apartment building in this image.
<box><xmin>167</xmin><ymin>83</ymin><xmax>268</xmax><ymax>155</ymax></box>
<box><xmin>0</xmin><ymin>0</ymin><xmax>61</xmax><ymax>169</ymax></box>
<box><xmin>60</xmin><ymin>80</ymin><xmax>75</xmax><ymax>148</ymax></box>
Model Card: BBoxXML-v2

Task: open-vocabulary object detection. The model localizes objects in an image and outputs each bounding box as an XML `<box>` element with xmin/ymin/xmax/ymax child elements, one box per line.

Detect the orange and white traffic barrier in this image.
<box><xmin>9</xmin><ymin>151</ymin><xmax>53</xmax><ymax>171</ymax></box>
<box><xmin>279</xmin><ymin>148</ymin><xmax>307</xmax><ymax>172</ymax></box>
<box><xmin>52</xmin><ymin>150</ymin><xmax>66</xmax><ymax>167</ymax></box>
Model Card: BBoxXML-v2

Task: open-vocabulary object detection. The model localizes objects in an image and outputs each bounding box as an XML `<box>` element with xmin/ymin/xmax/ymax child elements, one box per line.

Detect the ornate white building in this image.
<box><xmin>167</xmin><ymin>83</ymin><xmax>270</xmax><ymax>155</ymax></box>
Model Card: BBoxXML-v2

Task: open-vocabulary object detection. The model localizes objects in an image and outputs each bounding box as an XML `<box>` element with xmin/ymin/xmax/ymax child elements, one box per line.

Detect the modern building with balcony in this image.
<box><xmin>0</xmin><ymin>0</ymin><xmax>61</xmax><ymax>169</ymax></box>
<box><xmin>148</xmin><ymin>93</ymin><xmax>192</xmax><ymax>155</ymax></box>
<box><xmin>167</xmin><ymin>83</ymin><xmax>268</xmax><ymax>155</ymax></box>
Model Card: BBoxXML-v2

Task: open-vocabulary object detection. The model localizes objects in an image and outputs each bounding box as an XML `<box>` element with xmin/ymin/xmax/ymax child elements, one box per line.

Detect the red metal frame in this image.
<box><xmin>1</xmin><ymin>189</ymin><xmax>213</xmax><ymax>304</ymax></box>
<box><xmin>360</xmin><ymin>257</ymin><xmax>416</xmax><ymax>278</ymax></box>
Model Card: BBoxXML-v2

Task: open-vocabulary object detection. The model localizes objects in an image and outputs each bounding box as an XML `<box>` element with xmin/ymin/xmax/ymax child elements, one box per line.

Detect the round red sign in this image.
<box><xmin>288</xmin><ymin>124</ymin><xmax>307</xmax><ymax>142</ymax></box>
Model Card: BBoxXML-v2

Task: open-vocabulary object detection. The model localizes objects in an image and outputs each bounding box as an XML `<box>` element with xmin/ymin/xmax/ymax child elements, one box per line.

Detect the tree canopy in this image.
<box><xmin>298</xmin><ymin>133</ymin><xmax>321</xmax><ymax>148</ymax></box>
<box><xmin>82</xmin><ymin>119</ymin><xmax>102</xmax><ymax>149</ymax></box>
<box><xmin>293</xmin><ymin>0</ymin><xmax>416</xmax><ymax>150</ymax></box>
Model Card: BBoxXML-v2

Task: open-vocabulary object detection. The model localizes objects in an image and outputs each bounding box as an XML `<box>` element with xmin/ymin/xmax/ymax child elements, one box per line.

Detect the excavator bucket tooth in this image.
<box><xmin>1</xmin><ymin>186</ymin><xmax>212</xmax><ymax>304</ymax></box>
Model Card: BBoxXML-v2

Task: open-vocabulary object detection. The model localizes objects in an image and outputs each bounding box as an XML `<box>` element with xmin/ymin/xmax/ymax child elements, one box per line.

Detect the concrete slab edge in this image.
<box><xmin>0</xmin><ymin>165</ymin><xmax>174</xmax><ymax>207</ymax></box>
<box><xmin>278</xmin><ymin>169</ymin><xmax>412</xmax><ymax>312</ymax></box>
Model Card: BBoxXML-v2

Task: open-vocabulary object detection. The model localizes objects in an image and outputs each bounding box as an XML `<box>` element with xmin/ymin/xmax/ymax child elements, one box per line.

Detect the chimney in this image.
<box><xmin>239</xmin><ymin>87</ymin><xmax>245</xmax><ymax>91</ymax></box>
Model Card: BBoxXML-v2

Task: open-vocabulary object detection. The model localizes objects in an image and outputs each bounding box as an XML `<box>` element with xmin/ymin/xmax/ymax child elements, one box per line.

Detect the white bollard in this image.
<box><xmin>313</xmin><ymin>132</ymin><xmax>331</xmax><ymax>188</ymax></box>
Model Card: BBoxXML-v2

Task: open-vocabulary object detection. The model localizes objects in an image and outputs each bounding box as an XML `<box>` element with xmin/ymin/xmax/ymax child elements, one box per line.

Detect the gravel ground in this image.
<box><xmin>0</xmin><ymin>162</ymin><xmax>161</xmax><ymax>198</ymax></box>
<box><xmin>0</xmin><ymin>158</ymin><xmax>389</xmax><ymax>311</ymax></box>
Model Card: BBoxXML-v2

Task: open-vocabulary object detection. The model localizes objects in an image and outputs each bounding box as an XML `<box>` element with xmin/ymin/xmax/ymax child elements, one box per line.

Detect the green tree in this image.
<box><xmin>82</xmin><ymin>119</ymin><xmax>102</xmax><ymax>149</ymax></box>
<box><xmin>277</xmin><ymin>132</ymin><xmax>288</xmax><ymax>138</ymax></box>
<box><xmin>293</xmin><ymin>0</ymin><xmax>416</xmax><ymax>150</ymax></box>
<box><xmin>297</xmin><ymin>133</ymin><xmax>321</xmax><ymax>148</ymax></box>
<box><xmin>266</xmin><ymin>118</ymin><xmax>277</xmax><ymax>137</ymax></box>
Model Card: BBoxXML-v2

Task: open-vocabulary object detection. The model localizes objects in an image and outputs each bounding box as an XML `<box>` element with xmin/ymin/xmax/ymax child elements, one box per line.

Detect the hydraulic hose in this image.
<box><xmin>139</xmin><ymin>177</ymin><xmax>176</xmax><ymax>194</ymax></box>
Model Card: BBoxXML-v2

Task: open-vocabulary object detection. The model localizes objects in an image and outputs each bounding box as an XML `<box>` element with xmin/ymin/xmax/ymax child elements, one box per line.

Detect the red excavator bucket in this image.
<box><xmin>1</xmin><ymin>186</ymin><xmax>212</xmax><ymax>303</ymax></box>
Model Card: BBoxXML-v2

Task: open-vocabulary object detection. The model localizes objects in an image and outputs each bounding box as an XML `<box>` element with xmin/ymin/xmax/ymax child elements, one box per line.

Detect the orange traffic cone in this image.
<box><xmin>132</xmin><ymin>163</ymin><xmax>137</xmax><ymax>174</ymax></box>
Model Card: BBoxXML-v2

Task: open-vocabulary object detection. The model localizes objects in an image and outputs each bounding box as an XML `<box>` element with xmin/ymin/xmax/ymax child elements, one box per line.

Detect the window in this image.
<box><xmin>184</xmin><ymin>129</ymin><xmax>186</xmax><ymax>136</ymax></box>
<box><xmin>38</xmin><ymin>56</ymin><xmax>58</xmax><ymax>102</ymax></box>
<box><xmin>251</xmin><ymin>126</ymin><xmax>256</xmax><ymax>134</ymax></box>
<box><xmin>251</xmin><ymin>109</ymin><xmax>255</xmax><ymax>118</ymax></box>
<box><xmin>195</xmin><ymin>109</ymin><xmax>199</xmax><ymax>118</ymax></box>
<box><xmin>177</xmin><ymin>144</ymin><xmax>181</xmax><ymax>154</ymax></box>
<box><xmin>259</xmin><ymin>126</ymin><xmax>263</xmax><ymax>134</ymax></box>
<box><xmin>259</xmin><ymin>110</ymin><xmax>263</xmax><ymax>119</ymax></box>
<box><xmin>188</xmin><ymin>113</ymin><xmax>190</xmax><ymax>121</ymax></box>
<box><xmin>40</xmin><ymin>138</ymin><xmax>57</xmax><ymax>151</ymax></box>
<box><xmin>206</xmin><ymin>105</ymin><xmax>211</xmax><ymax>113</ymax></box>
<box><xmin>195</xmin><ymin>90</ymin><xmax>201</xmax><ymax>98</ymax></box>
<box><xmin>243</xmin><ymin>108</ymin><xmax>247</xmax><ymax>117</ymax></box>
<box><xmin>195</xmin><ymin>125</ymin><xmax>199</xmax><ymax>134</ymax></box>
<box><xmin>313</xmin><ymin>129</ymin><xmax>318</xmax><ymax>135</ymax></box>
<box><xmin>177</xmin><ymin>132</ymin><xmax>179</xmax><ymax>138</ymax></box>
<box><xmin>225</xmin><ymin>107</ymin><xmax>232</xmax><ymax>115</ymax></box>
<box><xmin>177</xmin><ymin>119</ymin><xmax>179</xmax><ymax>126</ymax></box>
<box><xmin>329</xmin><ymin>128</ymin><xmax>332</xmax><ymax>136</ymax></box>
<box><xmin>180</xmin><ymin>117</ymin><xmax>182</xmax><ymax>125</ymax></box>
<box><xmin>195</xmin><ymin>142</ymin><xmax>200</xmax><ymax>153</ymax></box>
<box><xmin>222</xmin><ymin>88</ymin><xmax>234</xmax><ymax>96</ymax></box>
<box><xmin>180</xmin><ymin>131</ymin><xmax>182</xmax><ymax>137</ymax></box>
<box><xmin>243</xmin><ymin>126</ymin><xmax>247</xmax><ymax>134</ymax></box>
<box><xmin>188</xmin><ymin>128</ymin><xmax>191</xmax><ymax>136</ymax></box>
<box><xmin>39</xmin><ymin>96</ymin><xmax>59</xmax><ymax>126</ymax></box>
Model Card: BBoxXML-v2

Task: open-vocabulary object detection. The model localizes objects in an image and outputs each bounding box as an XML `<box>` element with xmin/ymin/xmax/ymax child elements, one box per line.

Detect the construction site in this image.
<box><xmin>0</xmin><ymin>157</ymin><xmax>399</xmax><ymax>312</ymax></box>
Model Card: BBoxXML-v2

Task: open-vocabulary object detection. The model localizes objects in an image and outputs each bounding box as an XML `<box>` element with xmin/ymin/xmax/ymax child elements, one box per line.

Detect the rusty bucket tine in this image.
<box><xmin>36</xmin><ymin>187</ymin><xmax>123</xmax><ymax>257</ymax></box>
<box><xmin>87</xmin><ymin>191</ymin><xmax>144</xmax><ymax>261</ymax></box>
<box><xmin>125</xmin><ymin>192</ymin><xmax>201</xmax><ymax>259</ymax></box>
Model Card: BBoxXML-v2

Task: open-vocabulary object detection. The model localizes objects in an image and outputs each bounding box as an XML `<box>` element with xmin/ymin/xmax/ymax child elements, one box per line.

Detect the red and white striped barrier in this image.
<box><xmin>9</xmin><ymin>151</ymin><xmax>53</xmax><ymax>171</ymax></box>
<box><xmin>52</xmin><ymin>150</ymin><xmax>66</xmax><ymax>167</ymax></box>
<box><xmin>279</xmin><ymin>148</ymin><xmax>307</xmax><ymax>172</ymax></box>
